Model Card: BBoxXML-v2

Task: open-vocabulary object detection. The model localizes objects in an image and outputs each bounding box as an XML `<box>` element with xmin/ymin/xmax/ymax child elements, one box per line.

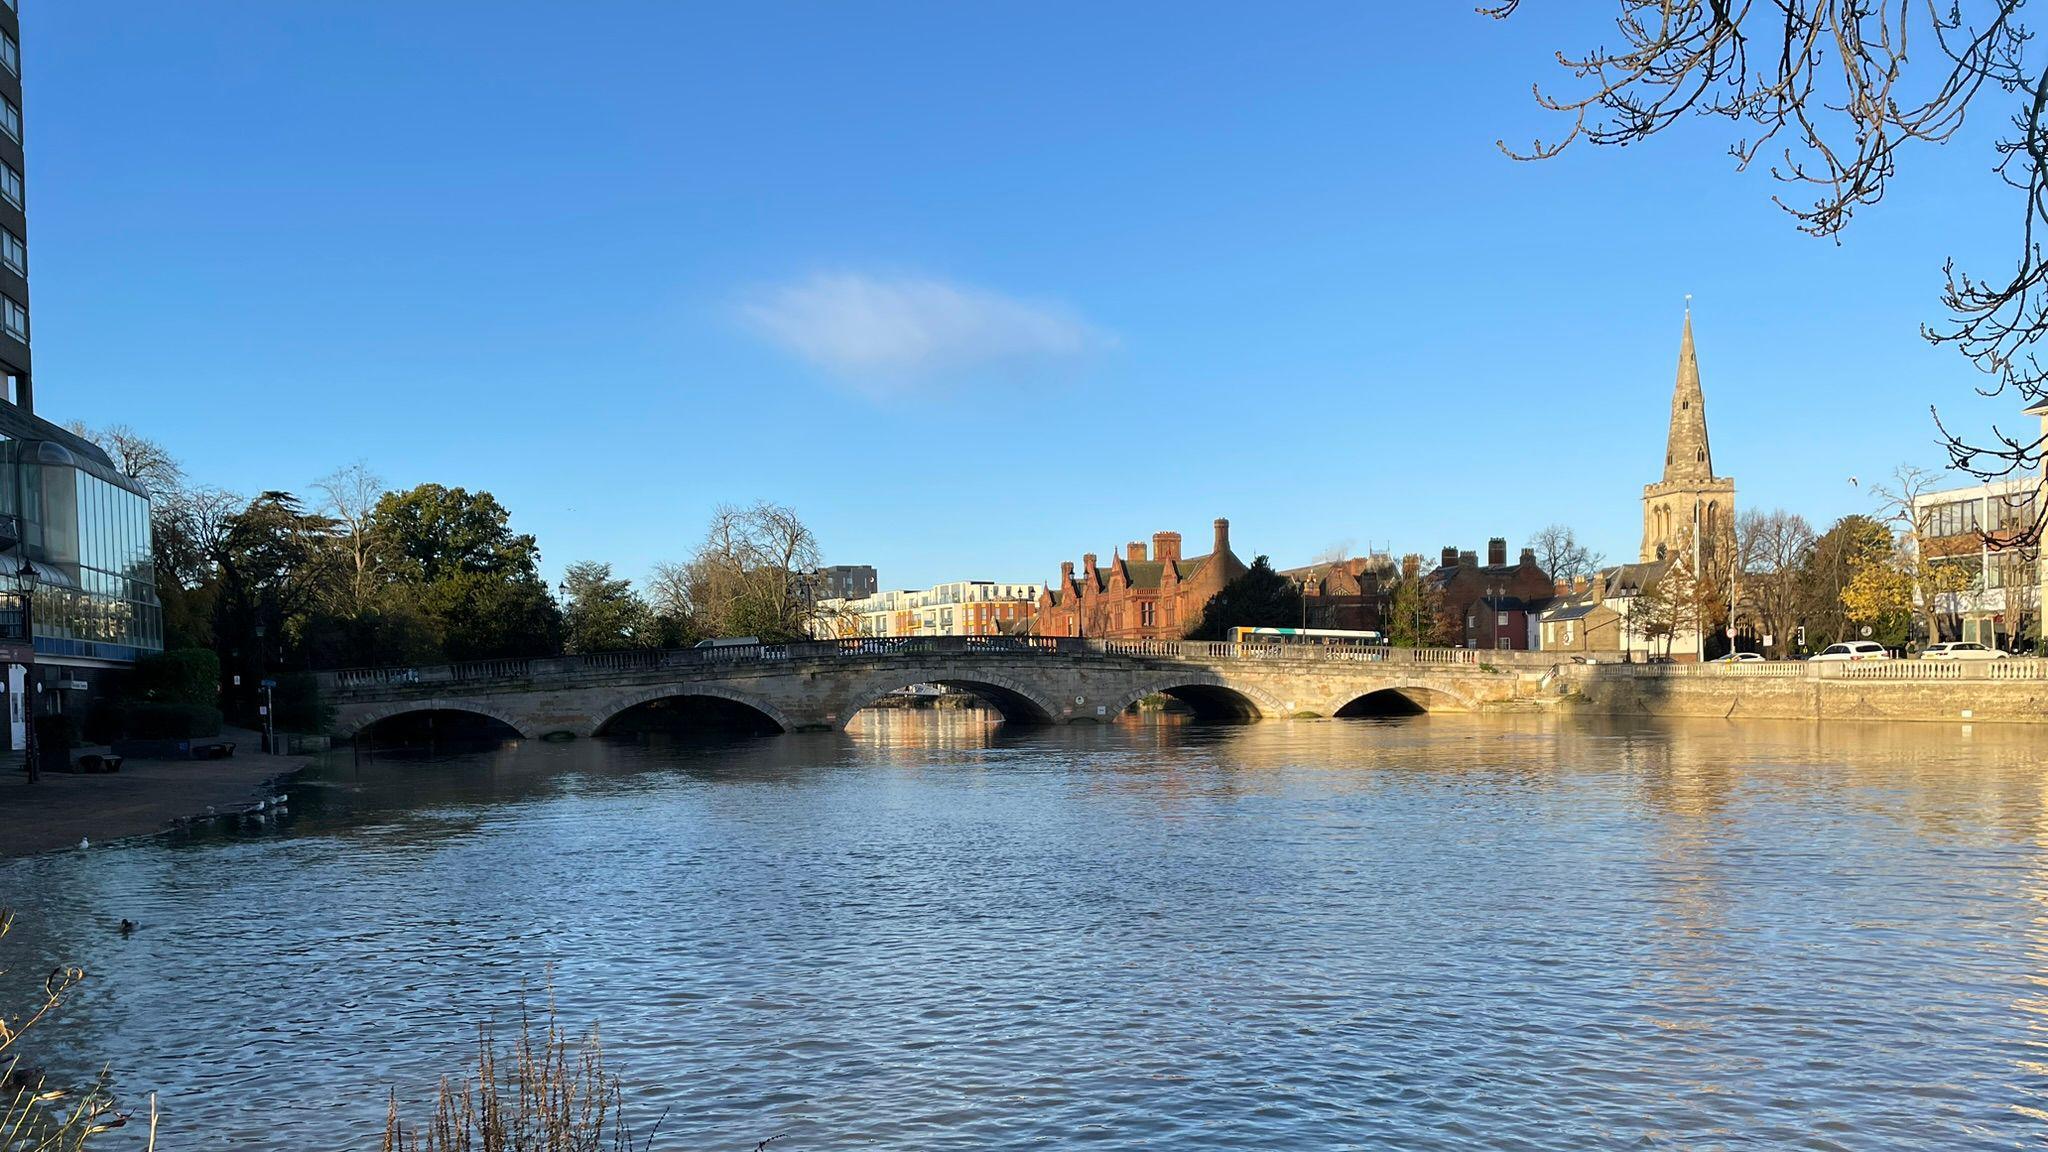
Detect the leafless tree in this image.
<box><xmin>1870</xmin><ymin>463</ymin><xmax>1980</xmax><ymax>642</ymax></box>
<box><xmin>1529</xmin><ymin>523</ymin><xmax>1604</xmax><ymax>585</ymax></box>
<box><xmin>64</xmin><ymin>421</ymin><xmax>185</xmax><ymax>499</ymax></box>
<box><xmin>644</xmin><ymin>560</ymin><xmax>693</xmax><ymax>621</ymax></box>
<box><xmin>1736</xmin><ymin>508</ymin><xmax>1816</xmax><ymax>655</ymax></box>
<box><xmin>314</xmin><ymin>461</ymin><xmax>387</xmax><ymax>617</ymax></box>
<box><xmin>683</xmin><ymin>501</ymin><xmax>824</xmax><ymax>641</ymax></box>
<box><xmin>1491</xmin><ymin>2</ymin><xmax>2046</xmax><ymax>542</ymax></box>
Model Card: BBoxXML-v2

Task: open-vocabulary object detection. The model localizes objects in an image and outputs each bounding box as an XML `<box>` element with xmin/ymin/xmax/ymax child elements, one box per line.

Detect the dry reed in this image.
<box><xmin>382</xmin><ymin>993</ymin><xmax>662</xmax><ymax>1152</ymax></box>
<box><xmin>0</xmin><ymin>908</ymin><xmax>153</xmax><ymax>1152</ymax></box>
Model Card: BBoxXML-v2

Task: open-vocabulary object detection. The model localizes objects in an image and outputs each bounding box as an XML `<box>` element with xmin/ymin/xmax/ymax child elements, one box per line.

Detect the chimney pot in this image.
<box><xmin>1520</xmin><ymin>547</ymin><xmax>1537</xmax><ymax>567</ymax></box>
<box><xmin>1441</xmin><ymin>546</ymin><xmax>1459</xmax><ymax>568</ymax></box>
<box><xmin>1460</xmin><ymin>550</ymin><xmax>1479</xmax><ymax>568</ymax></box>
<box><xmin>1488</xmin><ymin>537</ymin><xmax>1508</xmax><ymax>567</ymax></box>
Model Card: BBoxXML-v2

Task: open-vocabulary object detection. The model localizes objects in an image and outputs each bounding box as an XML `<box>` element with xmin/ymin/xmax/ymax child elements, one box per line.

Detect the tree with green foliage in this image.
<box><xmin>560</xmin><ymin>562</ymin><xmax>656</xmax><ymax>654</ymax></box>
<box><xmin>1189</xmin><ymin>556</ymin><xmax>1303</xmax><ymax>640</ymax></box>
<box><xmin>1385</xmin><ymin>555</ymin><xmax>1456</xmax><ymax>647</ymax></box>
<box><xmin>1799</xmin><ymin>516</ymin><xmax>1895</xmax><ymax>649</ymax></box>
<box><xmin>213</xmin><ymin>491</ymin><xmax>340</xmax><ymax>721</ymax></box>
<box><xmin>369</xmin><ymin>484</ymin><xmax>560</xmax><ymax>660</ymax></box>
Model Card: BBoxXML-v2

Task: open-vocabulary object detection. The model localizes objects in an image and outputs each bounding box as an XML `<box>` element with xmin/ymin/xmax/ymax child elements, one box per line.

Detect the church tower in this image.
<box><xmin>1640</xmin><ymin>304</ymin><xmax>1737</xmax><ymax>563</ymax></box>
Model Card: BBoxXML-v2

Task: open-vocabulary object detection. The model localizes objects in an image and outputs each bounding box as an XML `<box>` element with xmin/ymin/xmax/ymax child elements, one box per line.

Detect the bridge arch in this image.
<box><xmin>1106</xmin><ymin>675</ymin><xmax>1285</xmax><ymax>723</ymax></box>
<box><xmin>1327</xmin><ymin>682</ymin><xmax>1476</xmax><ymax>717</ymax></box>
<box><xmin>593</xmin><ymin>684</ymin><xmax>796</xmax><ymax>736</ymax></box>
<box><xmin>837</xmin><ymin>669</ymin><xmax>1062</xmax><ymax>728</ymax></box>
<box><xmin>338</xmin><ymin>700</ymin><xmax>534</xmax><ymax>741</ymax></box>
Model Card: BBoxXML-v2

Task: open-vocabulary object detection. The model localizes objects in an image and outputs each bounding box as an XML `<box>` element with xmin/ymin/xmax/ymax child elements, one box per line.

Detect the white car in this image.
<box><xmin>1711</xmin><ymin>651</ymin><xmax>1766</xmax><ymax>663</ymax></box>
<box><xmin>1922</xmin><ymin>642</ymin><xmax>2010</xmax><ymax>662</ymax></box>
<box><xmin>1810</xmin><ymin>641</ymin><xmax>1892</xmax><ymax>662</ymax></box>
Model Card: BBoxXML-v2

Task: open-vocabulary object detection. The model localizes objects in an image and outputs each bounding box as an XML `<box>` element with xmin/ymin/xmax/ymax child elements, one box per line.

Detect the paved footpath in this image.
<box><xmin>0</xmin><ymin>727</ymin><xmax>312</xmax><ymax>859</ymax></box>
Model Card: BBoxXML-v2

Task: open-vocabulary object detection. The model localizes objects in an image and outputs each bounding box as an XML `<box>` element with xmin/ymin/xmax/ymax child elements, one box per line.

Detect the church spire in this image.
<box><xmin>1662</xmin><ymin>299</ymin><xmax>1714</xmax><ymax>483</ymax></box>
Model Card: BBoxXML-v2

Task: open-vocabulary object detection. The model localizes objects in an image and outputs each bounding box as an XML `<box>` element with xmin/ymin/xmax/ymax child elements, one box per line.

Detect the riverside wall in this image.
<box><xmin>1560</xmin><ymin>665</ymin><xmax>2048</xmax><ymax>725</ymax></box>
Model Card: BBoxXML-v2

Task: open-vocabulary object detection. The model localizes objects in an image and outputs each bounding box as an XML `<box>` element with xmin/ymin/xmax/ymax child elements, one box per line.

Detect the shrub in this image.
<box><xmin>33</xmin><ymin>712</ymin><xmax>77</xmax><ymax>751</ymax></box>
<box><xmin>131</xmin><ymin>649</ymin><xmax>219</xmax><ymax>708</ymax></box>
<box><xmin>77</xmin><ymin>701</ymin><xmax>222</xmax><ymax>742</ymax></box>
<box><xmin>272</xmin><ymin>672</ymin><xmax>332</xmax><ymax>734</ymax></box>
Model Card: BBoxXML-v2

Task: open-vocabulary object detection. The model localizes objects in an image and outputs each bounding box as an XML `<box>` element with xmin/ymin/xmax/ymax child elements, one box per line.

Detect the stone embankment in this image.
<box><xmin>1559</xmin><ymin>661</ymin><xmax>2048</xmax><ymax>724</ymax></box>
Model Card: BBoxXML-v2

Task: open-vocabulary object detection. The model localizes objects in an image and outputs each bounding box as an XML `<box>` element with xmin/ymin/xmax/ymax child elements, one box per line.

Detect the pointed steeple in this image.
<box><xmin>1662</xmin><ymin>300</ymin><xmax>1714</xmax><ymax>483</ymax></box>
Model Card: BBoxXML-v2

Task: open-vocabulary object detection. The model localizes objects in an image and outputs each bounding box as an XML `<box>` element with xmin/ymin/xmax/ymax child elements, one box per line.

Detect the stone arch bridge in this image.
<box><xmin>315</xmin><ymin>638</ymin><xmax>1562</xmax><ymax>740</ymax></box>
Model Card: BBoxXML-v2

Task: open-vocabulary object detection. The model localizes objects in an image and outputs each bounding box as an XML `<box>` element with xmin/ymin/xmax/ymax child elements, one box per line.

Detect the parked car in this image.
<box><xmin>1710</xmin><ymin>651</ymin><xmax>1766</xmax><ymax>663</ymax></box>
<box><xmin>1921</xmin><ymin>642</ymin><xmax>2010</xmax><ymax>662</ymax></box>
<box><xmin>1809</xmin><ymin>641</ymin><xmax>1892</xmax><ymax>662</ymax></box>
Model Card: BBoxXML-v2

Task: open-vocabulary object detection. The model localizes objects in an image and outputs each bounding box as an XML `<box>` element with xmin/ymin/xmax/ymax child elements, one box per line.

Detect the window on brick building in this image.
<box><xmin>1141</xmin><ymin>602</ymin><xmax>1156</xmax><ymax>627</ymax></box>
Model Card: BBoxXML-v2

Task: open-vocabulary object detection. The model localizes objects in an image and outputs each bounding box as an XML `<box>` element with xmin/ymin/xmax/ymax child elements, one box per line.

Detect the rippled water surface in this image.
<box><xmin>6</xmin><ymin>712</ymin><xmax>2048</xmax><ymax>1149</ymax></box>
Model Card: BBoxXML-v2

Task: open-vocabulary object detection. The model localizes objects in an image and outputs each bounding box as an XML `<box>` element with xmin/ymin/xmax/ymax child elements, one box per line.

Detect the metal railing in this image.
<box><xmin>319</xmin><ymin>637</ymin><xmax>1556</xmax><ymax>693</ymax></box>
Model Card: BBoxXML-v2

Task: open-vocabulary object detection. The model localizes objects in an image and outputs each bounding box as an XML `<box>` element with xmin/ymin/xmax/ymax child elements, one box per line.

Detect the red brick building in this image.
<box><xmin>1281</xmin><ymin>555</ymin><xmax>1398</xmax><ymax>634</ymax></box>
<box><xmin>1035</xmin><ymin>519</ymin><xmax>1249</xmax><ymax>639</ymax></box>
<box><xmin>1429</xmin><ymin>538</ymin><xmax>1554</xmax><ymax>650</ymax></box>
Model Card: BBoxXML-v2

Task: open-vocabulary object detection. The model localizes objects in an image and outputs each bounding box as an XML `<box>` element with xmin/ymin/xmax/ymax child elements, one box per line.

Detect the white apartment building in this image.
<box><xmin>813</xmin><ymin>580</ymin><xmax>1043</xmax><ymax>638</ymax></box>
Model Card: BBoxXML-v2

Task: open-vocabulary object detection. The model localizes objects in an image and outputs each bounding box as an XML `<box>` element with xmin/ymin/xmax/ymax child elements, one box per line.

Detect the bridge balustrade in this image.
<box><xmin>319</xmin><ymin>636</ymin><xmax>1552</xmax><ymax>695</ymax></box>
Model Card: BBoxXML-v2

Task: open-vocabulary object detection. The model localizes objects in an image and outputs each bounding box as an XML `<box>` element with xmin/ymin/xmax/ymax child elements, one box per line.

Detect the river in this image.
<box><xmin>3</xmin><ymin>711</ymin><xmax>2046</xmax><ymax>1149</ymax></box>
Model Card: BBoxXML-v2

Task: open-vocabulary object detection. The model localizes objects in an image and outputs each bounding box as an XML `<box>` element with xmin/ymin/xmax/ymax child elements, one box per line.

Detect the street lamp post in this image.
<box><xmin>10</xmin><ymin>559</ymin><xmax>36</xmax><ymax>783</ymax></box>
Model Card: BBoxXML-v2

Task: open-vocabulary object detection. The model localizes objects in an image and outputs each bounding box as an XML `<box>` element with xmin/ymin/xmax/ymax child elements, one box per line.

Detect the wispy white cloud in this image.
<box><xmin>739</xmin><ymin>272</ymin><xmax>1110</xmax><ymax>391</ymax></box>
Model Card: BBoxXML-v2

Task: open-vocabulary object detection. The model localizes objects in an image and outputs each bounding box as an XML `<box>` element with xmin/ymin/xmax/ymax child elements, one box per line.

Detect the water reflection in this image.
<box><xmin>3</xmin><ymin>714</ymin><xmax>2047</xmax><ymax>1149</ymax></box>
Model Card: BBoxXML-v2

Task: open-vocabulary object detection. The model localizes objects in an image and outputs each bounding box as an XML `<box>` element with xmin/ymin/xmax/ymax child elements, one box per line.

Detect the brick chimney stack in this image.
<box><xmin>1083</xmin><ymin>553</ymin><xmax>1098</xmax><ymax>579</ymax></box>
<box><xmin>1520</xmin><ymin>546</ymin><xmax>1536</xmax><ymax>567</ymax></box>
<box><xmin>1213</xmin><ymin>518</ymin><xmax>1231</xmax><ymax>556</ymax></box>
<box><xmin>1128</xmin><ymin>540</ymin><xmax>1148</xmax><ymax>563</ymax></box>
<box><xmin>1153</xmin><ymin>532</ymin><xmax>1182</xmax><ymax>564</ymax></box>
<box><xmin>1488</xmin><ymin>537</ymin><xmax>1508</xmax><ymax>567</ymax></box>
<box><xmin>1060</xmin><ymin>561</ymin><xmax>1074</xmax><ymax>585</ymax></box>
<box><xmin>1441</xmin><ymin>546</ymin><xmax>1459</xmax><ymax>568</ymax></box>
<box><xmin>1460</xmin><ymin>550</ymin><xmax>1478</xmax><ymax>568</ymax></box>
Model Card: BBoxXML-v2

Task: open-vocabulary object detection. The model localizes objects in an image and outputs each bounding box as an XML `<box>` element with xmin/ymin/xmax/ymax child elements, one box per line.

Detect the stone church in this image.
<box><xmin>1640</xmin><ymin>308</ymin><xmax>1736</xmax><ymax>564</ymax></box>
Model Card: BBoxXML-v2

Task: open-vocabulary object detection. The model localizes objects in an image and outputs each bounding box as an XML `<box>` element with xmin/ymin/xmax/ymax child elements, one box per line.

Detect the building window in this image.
<box><xmin>1141</xmin><ymin>602</ymin><xmax>1156</xmax><ymax>627</ymax></box>
<box><xmin>0</xmin><ymin>226</ymin><xmax>21</xmax><ymax>276</ymax></box>
<box><xmin>1</xmin><ymin>31</ymin><xmax>17</xmax><ymax>78</ymax></box>
<box><xmin>0</xmin><ymin>96</ymin><xmax>19</xmax><ymax>145</ymax></box>
<box><xmin>2</xmin><ymin>293</ymin><xmax>25</xmax><ymax>342</ymax></box>
<box><xmin>0</xmin><ymin>162</ymin><xmax>18</xmax><ymax>210</ymax></box>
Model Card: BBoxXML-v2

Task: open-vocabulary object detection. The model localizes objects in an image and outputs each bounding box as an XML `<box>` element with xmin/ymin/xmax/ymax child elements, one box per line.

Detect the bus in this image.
<box><xmin>1228</xmin><ymin>627</ymin><xmax>1387</xmax><ymax>647</ymax></box>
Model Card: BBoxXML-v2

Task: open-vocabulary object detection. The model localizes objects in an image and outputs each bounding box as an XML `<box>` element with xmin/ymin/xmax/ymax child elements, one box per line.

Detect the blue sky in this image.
<box><xmin>22</xmin><ymin>2</ymin><xmax>2030</xmax><ymax>589</ymax></box>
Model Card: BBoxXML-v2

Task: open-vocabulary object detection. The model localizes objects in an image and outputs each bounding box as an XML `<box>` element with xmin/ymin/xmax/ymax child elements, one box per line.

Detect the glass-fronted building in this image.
<box><xmin>0</xmin><ymin>407</ymin><xmax>160</xmax><ymax>741</ymax></box>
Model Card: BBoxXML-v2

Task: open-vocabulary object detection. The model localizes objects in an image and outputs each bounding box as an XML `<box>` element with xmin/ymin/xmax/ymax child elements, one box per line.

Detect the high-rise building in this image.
<box><xmin>1640</xmin><ymin>306</ymin><xmax>1737</xmax><ymax>564</ymax></box>
<box><xmin>0</xmin><ymin>4</ymin><xmax>163</xmax><ymax>749</ymax></box>
<box><xmin>0</xmin><ymin>0</ymin><xmax>28</xmax><ymax>412</ymax></box>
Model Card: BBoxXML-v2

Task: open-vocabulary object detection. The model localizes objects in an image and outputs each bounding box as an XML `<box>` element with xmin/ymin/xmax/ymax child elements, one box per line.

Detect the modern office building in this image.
<box><xmin>1910</xmin><ymin>473</ymin><xmax>2040</xmax><ymax>650</ymax></box>
<box><xmin>0</xmin><ymin>3</ymin><xmax>162</xmax><ymax>748</ymax></box>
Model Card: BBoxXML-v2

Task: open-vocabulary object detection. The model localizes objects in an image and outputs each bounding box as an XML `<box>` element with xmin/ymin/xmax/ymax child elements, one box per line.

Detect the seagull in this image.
<box><xmin>77</xmin><ymin>836</ymin><xmax>89</xmax><ymax>850</ymax></box>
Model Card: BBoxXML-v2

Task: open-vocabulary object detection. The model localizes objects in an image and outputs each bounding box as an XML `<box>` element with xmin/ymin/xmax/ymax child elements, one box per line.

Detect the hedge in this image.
<box><xmin>133</xmin><ymin>649</ymin><xmax>221</xmax><ymax>707</ymax></box>
<box><xmin>83</xmin><ymin>699</ymin><xmax>223</xmax><ymax>742</ymax></box>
